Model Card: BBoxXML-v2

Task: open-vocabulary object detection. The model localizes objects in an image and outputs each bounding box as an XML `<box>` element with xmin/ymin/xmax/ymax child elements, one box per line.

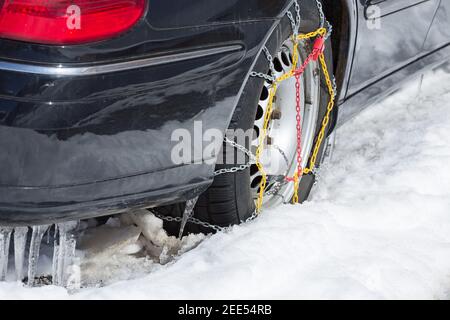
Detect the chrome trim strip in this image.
<box><xmin>0</xmin><ymin>45</ymin><xmax>243</xmax><ymax>76</ymax></box>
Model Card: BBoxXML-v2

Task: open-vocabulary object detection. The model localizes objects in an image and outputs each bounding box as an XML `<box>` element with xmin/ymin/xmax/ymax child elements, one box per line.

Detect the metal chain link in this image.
<box><xmin>253</xmin><ymin>1</ymin><xmax>302</xmax><ymax>81</ymax></box>
<box><xmin>294</xmin><ymin>0</ymin><xmax>301</xmax><ymax>33</ymax></box>
<box><xmin>287</xmin><ymin>11</ymin><xmax>297</xmax><ymax>36</ymax></box>
<box><xmin>315</xmin><ymin>0</ymin><xmax>333</xmax><ymax>41</ymax></box>
<box><xmin>249</xmin><ymin>45</ymin><xmax>277</xmax><ymax>82</ymax></box>
<box><xmin>265</xmin><ymin>180</ymin><xmax>289</xmax><ymax>196</ymax></box>
<box><xmin>324</xmin><ymin>20</ymin><xmax>333</xmax><ymax>40</ymax></box>
<box><xmin>315</xmin><ymin>0</ymin><xmax>325</xmax><ymax>28</ymax></box>
<box><xmin>287</xmin><ymin>0</ymin><xmax>301</xmax><ymax>37</ymax></box>
<box><xmin>184</xmin><ymin>216</ymin><xmax>227</xmax><ymax>232</ymax></box>
<box><xmin>332</xmin><ymin>75</ymin><xmax>337</xmax><ymax>97</ymax></box>
<box><xmin>224</xmin><ymin>137</ymin><xmax>256</xmax><ymax>161</ymax></box>
<box><xmin>243</xmin><ymin>210</ymin><xmax>259</xmax><ymax>223</ymax></box>
<box><xmin>214</xmin><ymin>163</ymin><xmax>252</xmax><ymax>176</ymax></box>
<box><xmin>213</xmin><ymin>137</ymin><xmax>256</xmax><ymax>177</ymax></box>
<box><xmin>250</xmin><ymin>71</ymin><xmax>275</xmax><ymax>82</ymax></box>
<box><xmin>152</xmin><ymin>212</ymin><xmax>226</xmax><ymax>233</ymax></box>
<box><xmin>154</xmin><ymin>210</ymin><xmax>261</xmax><ymax>233</ymax></box>
<box><xmin>263</xmin><ymin>46</ymin><xmax>277</xmax><ymax>77</ymax></box>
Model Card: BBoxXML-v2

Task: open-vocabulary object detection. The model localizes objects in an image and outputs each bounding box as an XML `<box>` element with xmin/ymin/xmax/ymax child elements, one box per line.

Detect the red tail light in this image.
<box><xmin>0</xmin><ymin>0</ymin><xmax>146</xmax><ymax>45</ymax></box>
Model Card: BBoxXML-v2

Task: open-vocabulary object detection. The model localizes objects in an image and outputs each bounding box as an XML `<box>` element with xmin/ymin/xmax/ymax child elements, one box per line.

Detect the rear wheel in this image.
<box><xmin>158</xmin><ymin>15</ymin><xmax>336</xmax><ymax>236</ymax></box>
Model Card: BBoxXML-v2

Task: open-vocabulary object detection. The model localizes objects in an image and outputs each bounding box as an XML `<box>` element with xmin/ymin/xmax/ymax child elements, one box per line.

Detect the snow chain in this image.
<box><xmin>253</xmin><ymin>0</ymin><xmax>336</xmax><ymax>211</ymax></box>
<box><xmin>157</xmin><ymin>0</ymin><xmax>337</xmax><ymax>231</ymax></box>
<box><xmin>153</xmin><ymin>209</ymin><xmax>259</xmax><ymax>234</ymax></box>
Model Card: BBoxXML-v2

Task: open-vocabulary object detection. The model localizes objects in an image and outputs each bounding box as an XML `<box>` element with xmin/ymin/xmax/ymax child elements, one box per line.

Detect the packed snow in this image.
<box><xmin>1</xmin><ymin>63</ymin><xmax>450</xmax><ymax>300</ymax></box>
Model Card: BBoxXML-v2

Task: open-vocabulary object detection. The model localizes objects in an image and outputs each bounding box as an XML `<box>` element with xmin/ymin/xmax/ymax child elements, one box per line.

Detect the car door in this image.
<box><xmin>423</xmin><ymin>0</ymin><xmax>450</xmax><ymax>52</ymax></box>
<box><xmin>347</xmin><ymin>0</ymin><xmax>440</xmax><ymax>95</ymax></box>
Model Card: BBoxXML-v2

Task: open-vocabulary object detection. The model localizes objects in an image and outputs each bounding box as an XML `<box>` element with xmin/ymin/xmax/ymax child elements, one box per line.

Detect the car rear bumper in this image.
<box><xmin>0</xmin><ymin>49</ymin><xmax>246</xmax><ymax>225</ymax></box>
<box><xmin>0</xmin><ymin>163</ymin><xmax>212</xmax><ymax>226</ymax></box>
<box><xmin>0</xmin><ymin>48</ymin><xmax>240</xmax><ymax>225</ymax></box>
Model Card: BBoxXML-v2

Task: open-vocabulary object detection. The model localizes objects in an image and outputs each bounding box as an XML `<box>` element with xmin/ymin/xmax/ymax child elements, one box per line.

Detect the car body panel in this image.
<box><xmin>147</xmin><ymin>0</ymin><xmax>288</xmax><ymax>29</ymax></box>
<box><xmin>337</xmin><ymin>40</ymin><xmax>450</xmax><ymax>126</ymax></box>
<box><xmin>423</xmin><ymin>0</ymin><xmax>450</xmax><ymax>52</ymax></box>
<box><xmin>336</xmin><ymin>0</ymin><xmax>450</xmax><ymax>124</ymax></box>
<box><xmin>347</xmin><ymin>0</ymin><xmax>440</xmax><ymax>95</ymax></box>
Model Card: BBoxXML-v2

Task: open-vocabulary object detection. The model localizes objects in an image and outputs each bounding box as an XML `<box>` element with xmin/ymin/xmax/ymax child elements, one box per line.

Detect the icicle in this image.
<box><xmin>178</xmin><ymin>197</ymin><xmax>199</xmax><ymax>239</ymax></box>
<box><xmin>27</xmin><ymin>225</ymin><xmax>49</xmax><ymax>286</ymax></box>
<box><xmin>46</xmin><ymin>227</ymin><xmax>51</xmax><ymax>245</ymax></box>
<box><xmin>13</xmin><ymin>227</ymin><xmax>28</xmax><ymax>281</ymax></box>
<box><xmin>52</xmin><ymin>244</ymin><xmax>59</xmax><ymax>285</ymax></box>
<box><xmin>52</xmin><ymin>221</ymin><xmax>78</xmax><ymax>287</ymax></box>
<box><xmin>0</xmin><ymin>227</ymin><xmax>13</xmax><ymax>281</ymax></box>
<box><xmin>65</xmin><ymin>237</ymin><xmax>79</xmax><ymax>291</ymax></box>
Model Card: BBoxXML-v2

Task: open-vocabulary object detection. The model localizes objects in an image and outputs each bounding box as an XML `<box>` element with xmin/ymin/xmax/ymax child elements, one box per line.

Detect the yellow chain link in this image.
<box><xmin>254</xmin><ymin>27</ymin><xmax>335</xmax><ymax>212</ymax></box>
<box><xmin>303</xmin><ymin>52</ymin><xmax>335</xmax><ymax>175</ymax></box>
<box><xmin>297</xmin><ymin>28</ymin><xmax>327</xmax><ymax>40</ymax></box>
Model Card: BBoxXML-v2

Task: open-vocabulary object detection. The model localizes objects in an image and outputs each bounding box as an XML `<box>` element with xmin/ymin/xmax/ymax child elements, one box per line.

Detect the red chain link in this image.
<box><xmin>286</xmin><ymin>37</ymin><xmax>325</xmax><ymax>183</ymax></box>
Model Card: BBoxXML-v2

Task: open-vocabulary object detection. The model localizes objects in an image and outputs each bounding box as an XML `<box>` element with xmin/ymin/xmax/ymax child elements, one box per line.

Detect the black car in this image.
<box><xmin>0</xmin><ymin>0</ymin><xmax>449</xmax><ymax>233</ymax></box>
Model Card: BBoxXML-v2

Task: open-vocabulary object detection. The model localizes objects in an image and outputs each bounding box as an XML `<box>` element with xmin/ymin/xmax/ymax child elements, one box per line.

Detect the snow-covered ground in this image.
<box><xmin>1</xmin><ymin>63</ymin><xmax>450</xmax><ymax>300</ymax></box>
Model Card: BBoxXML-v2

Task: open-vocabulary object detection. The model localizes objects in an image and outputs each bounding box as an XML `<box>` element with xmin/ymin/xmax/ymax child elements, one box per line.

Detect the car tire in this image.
<box><xmin>157</xmin><ymin>12</ymin><xmax>336</xmax><ymax>236</ymax></box>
